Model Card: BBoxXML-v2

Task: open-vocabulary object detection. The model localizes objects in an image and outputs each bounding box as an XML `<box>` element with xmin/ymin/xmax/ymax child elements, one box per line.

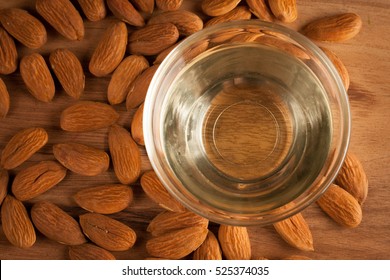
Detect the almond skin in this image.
<box><xmin>0</xmin><ymin>8</ymin><xmax>47</xmax><ymax>49</ymax></box>
<box><xmin>218</xmin><ymin>225</ymin><xmax>251</xmax><ymax>260</ymax></box>
<box><xmin>20</xmin><ymin>53</ymin><xmax>55</xmax><ymax>103</ymax></box>
<box><xmin>0</xmin><ymin>169</ymin><xmax>8</xmax><ymax>205</ymax></box>
<box><xmin>193</xmin><ymin>230</ymin><xmax>222</xmax><ymax>260</ymax></box>
<box><xmin>73</xmin><ymin>184</ymin><xmax>133</xmax><ymax>214</ymax></box>
<box><xmin>205</xmin><ymin>6</ymin><xmax>252</xmax><ymax>27</ymax></box>
<box><xmin>77</xmin><ymin>0</ymin><xmax>107</xmax><ymax>22</ymax></box>
<box><xmin>79</xmin><ymin>213</ymin><xmax>137</xmax><ymax>251</ymax></box>
<box><xmin>68</xmin><ymin>243</ymin><xmax>116</xmax><ymax>260</ymax></box>
<box><xmin>36</xmin><ymin>0</ymin><xmax>84</xmax><ymax>41</ymax></box>
<box><xmin>11</xmin><ymin>161</ymin><xmax>67</xmax><ymax>201</ymax></box>
<box><xmin>132</xmin><ymin>0</ymin><xmax>154</xmax><ymax>14</ymax></box>
<box><xmin>60</xmin><ymin>101</ymin><xmax>119</xmax><ymax>132</ymax></box>
<box><xmin>1</xmin><ymin>127</ymin><xmax>48</xmax><ymax>170</ymax></box>
<box><xmin>201</xmin><ymin>0</ymin><xmax>241</xmax><ymax>16</ymax></box>
<box><xmin>321</xmin><ymin>47</ymin><xmax>350</xmax><ymax>90</ymax></box>
<box><xmin>268</xmin><ymin>0</ymin><xmax>297</xmax><ymax>23</ymax></box>
<box><xmin>131</xmin><ymin>103</ymin><xmax>144</xmax><ymax>146</ymax></box>
<box><xmin>246</xmin><ymin>0</ymin><xmax>273</xmax><ymax>22</ymax></box>
<box><xmin>53</xmin><ymin>143</ymin><xmax>110</xmax><ymax>176</ymax></box>
<box><xmin>31</xmin><ymin>201</ymin><xmax>87</xmax><ymax>245</ymax></box>
<box><xmin>89</xmin><ymin>21</ymin><xmax>128</xmax><ymax>77</ymax></box>
<box><xmin>1</xmin><ymin>195</ymin><xmax>36</xmax><ymax>248</ymax></box>
<box><xmin>156</xmin><ymin>0</ymin><xmax>183</xmax><ymax>11</ymax></box>
<box><xmin>107</xmin><ymin>0</ymin><xmax>145</xmax><ymax>27</ymax></box>
<box><xmin>0</xmin><ymin>27</ymin><xmax>18</xmax><ymax>75</ymax></box>
<box><xmin>0</xmin><ymin>78</ymin><xmax>10</xmax><ymax>118</ymax></box>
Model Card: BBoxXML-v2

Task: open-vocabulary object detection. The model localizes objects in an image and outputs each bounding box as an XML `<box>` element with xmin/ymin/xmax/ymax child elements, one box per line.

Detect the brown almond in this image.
<box><xmin>131</xmin><ymin>103</ymin><xmax>144</xmax><ymax>146</ymax></box>
<box><xmin>36</xmin><ymin>0</ymin><xmax>84</xmax><ymax>40</ymax></box>
<box><xmin>20</xmin><ymin>53</ymin><xmax>55</xmax><ymax>103</ymax></box>
<box><xmin>11</xmin><ymin>161</ymin><xmax>67</xmax><ymax>201</ymax></box>
<box><xmin>301</xmin><ymin>13</ymin><xmax>362</xmax><ymax>42</ymax></box>
<box><xmin>193</xmin><ymin>230</ymin><xmax>222</xmax><ymax>260</ymax></box>
<box><xmin>89</xmin><ymin>21</ymin><xmax>128</xmax><ymax>77</ymax></box>
<box><xmin>0</xmin><ymin>8</ymin><xmax>47</xmax><ymax>49</ymax></box>
<box><xmin>79</xmin><ymin>213</ymin><xmax>137</xmax><ymax>251</ymax></box>
<box><xmin>73</xmin><ymin>184</ymin><xmax>133</xmax><ymax>214</ymax></box>
<box><xmin>140</xmin><ymin>170</ymin><xmax>186</xmax><ymax>212</ymax></box>
<box><xmin>201</xmin><ymin>0</ymin><xmax>241</xmax><ymax>17</ymax></box>
<box><xmin>268</xmin><ymin>0</ymin><xmax>297</xmax><ymax>23</ymax></box>
<box><xmin>132</xmin><ymin>0</ymin><xmax>155</xmax><ymax>14</ymax></box>
<box><xmin>107</xmin><ymin>0</ymin><xmax>145</xmax><ymax>27</ymax></box>
<box><xmin>77</xmin><ymin>0</ymin><xmax>107</xmax><ymax>22</ymax></box>
<box><xmin>1</xmin><ymin>127</ymin><xmax>48</xmax><ymax>170</ymax></box>
<box><xmin>317</xmin><ymin>183</ymin><xmax>362</xmax><ymax>228</ymax></box>
<box><xmin>68</xmin><ymin>243</ymin><xmax>116</xmax><ymax>260</ymax></box>
<box><xmin>228</xmin><ymin>31</ymin><xmax>263</xmax><ymax>43</ymax></box>
<box><xmin>273</xmin><ymin>212</ymin><xmax>314</xmax><ymax>251</ymax></box>
<box><xmin>50</xmin><ymin>48</ymin><xmax>85</xmax><ymax>99</ymax></box>
<box><xmin>0</xmin><ymin>78</ymin><xmax>10</xmax><ymax>118</ymax></box>
<box><xmin>256</xmin><ymin>35</ymin><xmax>310</xmax><ymax>60</ymax></box>
<box><xmin>128</xmin><ymin>23</ymin><xmax>179</xmax><ymax>56</ymax></box>
<box><xmin>1</xmin><ymin>195</ymin><xmax>36</xmax><ymax>248</ymax></box>
<box><xmin>60</xmin><ymin>101</ymin><xmax>119</xmax><ymax>132</ymax></box>
<box><xmin>156</xmin><ymin>0</ymin><xmax>183</xmax><ymax>11</ymax></box>
<box><xmin>31</xmin><ymin>201</ymin><xmax>87</xmax><ymax>245</ymax></box>
<box><xmin>0</xmin><ymin>27</ymin><xmax>18</xmax><ymax>74</ymax></box>
<box><xmin>335</xmin><ymin>152</ymin><xmax>368</xmax><ymax>204</ymax></box>
<box><xmin>246</xmin><ymin>0</ymin><xmax>273</xmax><ymax>22</ymax></box>
<box><xmin>218</xmin><ymin>225</ymin><xmax>251</xmax><ymax>260</ymax></box>
<box><xmin>321</xmin><ymin>47</ymin><xmax>350</xmax><ymax>90</ymax></box>
<box><xmin>108</xmin><ymin>124</ymin><xmax>141</xmax><ymax>184</ymax></box>
<box><xmin>53</xmin><ymin>143</ymin><xmax>109</xmax><ymax>176</ymax></box>
<box><xmin>153</xmin><ymin>43</ymin><xmax>180</xmax><ymax>65</ymax></box>
<box><xmin>205</xmin><ymin>6</ymin><xmax>252</xmax><ymax>27</ymax></box>
<box><xmin>146</xmin><ymin>227</ymin><xmax>208</xmax><ymax>259</ymax></box>
<box><xmin>0</xmin><ymin>169</ymin><xmax>9</xmax><ymax>206</ymax></box>
<box><xmin>107</xmin><ymin>55</ymin><xmax>149</xmax><ymax>105</ymax></box>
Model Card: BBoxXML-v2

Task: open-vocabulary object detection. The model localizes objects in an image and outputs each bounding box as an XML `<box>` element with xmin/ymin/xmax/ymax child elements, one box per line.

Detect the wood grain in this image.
<box><xmin>0</xmin><ymin>0</ymin><xmax>390</xmax><ymax>260</ymax></box>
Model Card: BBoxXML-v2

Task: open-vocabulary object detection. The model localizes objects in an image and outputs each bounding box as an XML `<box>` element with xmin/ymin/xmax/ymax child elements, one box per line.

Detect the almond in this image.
<box><xmin>1</xmin><ymin>127</ymin><xmax>48</xmax><ymax>170</ymax></box>
<box><xmin>0</xmin><ymin>169</ymin><xmax>9</xmax><ymax>206</ymax></box>
<box><xmin>106</xmin><ymin>0</ymin><xmax>145</xmax><ymax>27</ymax></box>
<box><xmin>147</xmin><ymin>210</ymin><xmax>209</xmax><ymax>236</ymax></box>
<box><xmin>36</xmin><ymin>0</ymin><xmax>84</xmax><ymax>40</ymax></box>
<box><xmin>77</xmin><ymin>0</ymin><xmax>107</xmax><ymax>22</ymax></box>
<box><xmin>31</xmin><ymin>201</ymin><xmax>87</xmax><ymax>245</ymax></box>
<box><xmin>301</xmin><ymin>13</ymin><xmax>362</xmax><ymax>42</ymax></box>
<box><xmin>128</xmin><ymin>23</ymin><xmax>179</xmax><ymax>56</ymax></box>
<box><xmin>60</xmin><ymin>101</ymin><xmax>119</xmax><ymax>132</ymax></box>
<box><xmin>335</xmin><ymin>152</ymin><xmax>368</xmax><ymax>204</ymax></box>
<box><xmin>146</xmin><ymin>227</ymin><xmax>208</xmax><ymax>259</ymax></box>
<box><xmin>140</xmin><ymin>170</ymin><xmax>186</xmax><ymax>212</ymax></box>
<box><xmin>79</xmin><ymin>213</ymin><xmax>137</xmax><ymax>251</ymax></box>
<box><xmin>107</xmin><ymin>55</ymin><xmax>149</xmax><ymax>105</ymax></box>
<box><xmin>0</xmin><ymin>8</ymin><xmax>47</xmax><ymax>49</ymax></box>
<box><xmin>50</xmin><ymin>48</ymin><xmax>85</xmax><ymax>99</ymax></box>
<box><xmin>201</xmin><ymin>0</ymin><xmax>241</xmax><ymax>17</ymax></box>
<box><xmin>89</xmin><ymin>21</ymin><xmax>128</xmax><ymax>77</ymax></box>
<box><xmin>246</xmin><ymin>0</ymin><xmax>273</xmax><ymax>21</ymax></box>
<box><xmin>53</xmin><ymin>143</ymin><xmax>110</xmax><ymax>176</ymax></box>
<box><xmin>131</xmin><ymin>103</ymin><xmax>144</xmax><ymax>146</ymax></box>
<box><xmin>0</xmin><ymin>78</ymin><xmax>10</xmax><ymax>118</ymax></box>
<box><xmin>256</xmin><ymin>35</ymin><xmax>310</xmax><ymax>60</ymax></box>
<box><xmin>73</xmin><ymin>184</ymin><xmax>133</xmax><ymax>214</ymax></box>
<box><xmin>11</xmin><ymin>161</ymin><xmax>67</xmax><ymax>201</ymax></box>
<box><xmin>132</xmin><ymin>0</ymin><xmax>155</xmax><ymax>14</ymax></box>
<box><xmin>108</xmin><ymin>124</ymin><xmax>141</xmax><ymax>184</ymax></box>
<box><xmin>321</xmin><ymin>47</ymin><xmax>350</xmax><ymax>90</ymax></box>
<box><xmin>1</xmin><ymin>195</ymin><xmax>36</xmax><ymax>248</ymax></box>
<box><xmin>0</xmin><ymin>27</ymin><xmax>17</xmax><ymax>75</ymax></box>
<box><xmin>193</xmin><ymin>230</ymin><xmax>222</xmax><ymax>260</ymax></box>
<box><xmin>268</xmin><ymin>0</ymin><xmax>297</xmax><ymax>23</ymax></box>
<box><xmin>156</xmin><ymin>0</ymin><xmax>183</xmax><ymax>11</ymax></box>
<box><xmin>228</xmin><ymin>31</ymin><xmax>263</xmax><ymax>43</ymax></box>
<box><xmin>148</xmin><ymin>10</ymin><xmax>203</xmax><ymax>36</ymax></box>
<box><xmin>68</xmin><ymin>243</ymin><xmax>116</xmax><ymax>260</ymax></box>
<box><xmin>153</xmin><ymin>43</ymin><xmax>180</xmax><ymax>65</ymax></box>
<box><xmin>20</xmin><ymin>53</ymin><xmax>55</xmax><ymax>103</ymax></box>
<box><xmin>273</xmin><ymin>212</ymin><xmax>314</xmax><ymax>251</ymax></box>
<box><xmin>317</xmin><ymin>183</ymin><xmax>362</xmax><ymax>228</ymax></box>
<box><xmin>218</xmin><ymin>225</ymin><xmax>251</xmax><ymax>260</ymax></box>
<box><xmin>205</xmin><ymin>6</ymin><xmax>252</xmax><ymax>27</ymax></box>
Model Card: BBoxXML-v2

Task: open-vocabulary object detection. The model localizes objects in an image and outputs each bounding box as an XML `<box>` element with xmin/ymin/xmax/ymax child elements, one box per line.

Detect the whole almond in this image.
<box><xmin>128</xmin><ymin>23</ymin><xmax>179</xmax><ymax>56</ymax></box>
<box><xmin>69</xmin><ymin>243</ymin><xmax>116</xmax><ymax>260</ymax></box>
<box><xmin>246</xmin><ymin>0</ymin><xmax>273</xmax><ymax>21</ymax></box>
<box><xmin>1</xmin><ymin>195</ymin><xmax>36</xmax><ymax>248</ymax></box>
<box><xmin>0</xmin><ymin>169</ymin><xmax>9</xmax><ymax>206</ymax></box>
<box><xmin>335</xmin><ymin>152</ymin><xmax>368</xmax><ymax>204</ymax></box>
<box><xmin>228</xmin><ymin>31</ymin><xmax>263</xmax><ymax>43</ymax></box>
<box><xmin>140</xmin><ymin>170</ymin><xmax>186</xmax><ymax>212</ymax></box>
<box><xmin>0</xmin><ymin>27</ymin><xmax>17</xmax><ymax>74</ymax></box>
<box><xmin>108</xmin><ymin>124</ymin><xmax>141</xmax><ymax>184</ymax></box>
<box><xmin>107</xmin><ymin>55</ymin><xmax>149</xmax><ymax>105</ymax></box>
<box><xmin>0</xmin><ymin>8</ymin><xmax>47</xmax><ymax>49</ymax></box>
<box><xmin>50</xmin><ymin>48</ymin><xmax>85</xmax><ymax>99</ymax></box>
<box><xmin>60</xmin><ymin>101</ymin><xmax>119</xmax><ymax>132</ymax></box>
<box><xmin>193</xmin><ymin>230</ymin><xmax>222</xmax><ymax>260</ymax></box>
<box><xmin>146</xmin><ymin>227</ymin><xmax>208</xmax><ymax>259</ymax></box>
<box><xmin>321</xmin><ymin>47</ymin><xmax>350</xmax><ymax>90</ymax></box>
<box><xmin>205</xmin><ymin>6</ymin><xmax>252</xmax><ymax>27</ymax></box>
<box><xmin>218</xmin><ymin>225</ymin><xmax>251</xmax><ymax>260</ymax></box>
<box><xmin>201</xmin><ymin>0</ymin><xmax>241</xmax><ymax>16</ymax></box>
<box><xmin>53</xmin><ymin>143</ymin><xmax>110</xmax><ymax>176</ymax></box>
<box><xmin>0</xmin><ymin>78</ymin><xmax>10</xmax><ymax>118</ymax></box>
<box><xmin>1</xmin><ymin>127</ymin><xmax>48</xmax><ymax>170</ymax></box>
<box><xmin>12</xmin><ymin>161</ymin><xmax>67</xmax><ymax>201</ymax></box>
<box><xmin>153</xmin><ymin>43</ymin><xmax>180</xmax><ymax>65</ymax></box>
<box><xmin>317</xmin><ymin>183</ymin><xmax>362</xmax><ymax>228</ymax></box>
<box><xmin>131</xmin><ymin>103</ymin><xmax>144</xmax><ymax>146</ymax></box>
<box><xmin>31</xmin><ymin>201</ymin><xmax>87</xmax><ymax>245</ymax></box>
<box><xmin>77</xmin><ymin>0</ymin><xmax>107</xmax><ymax>22</ymax></box>
<box><xmin>107</xmin><ymin>0</ymin><xmax>145</xmax><ymax>27</ymax></box>
<box><xmin>148</xmin><ymin>10</ymin><xmax>203</xmax><ymax>36</ymax></box>
<box><xmin>20</xmin><ymin>53</ymin><xmax>55</xmax><ymax>103</ymax></box>
<box><xmin>301</xmin><ymin>13</ymin><xmax>362</xmax><ymax>42</ymax></box>
<box><xmin>156</xmin><ymin>0</ymin><xmax>183</xmax><ymax>11</ymax></box>
<box><xmin>36</xmin><ymin>0</ymin><xmax>84</xmax><ymax>40</ymax></box>
<box><xmin>79</xmin><ymin>213</ymin><xmax>137</xmax><ymax>251</ymax></box>
<box><xmin>73</xmin><ymin>184</ymin><xmax>133</xmax><ymax>214</ymax></box>
<box><xmin>89</xmin><ymin>21</ymin><xmax>128</xmax><ymax>77</ymax></box>
<box><xmin>273</xmin><ymin>212</ymin><xmax>314</xmax><ymax>251</ymax></box>
<box><xmin>268</xmin><ymin>0</ymin><xmax>297</xmax><ymax>23</ymax></box>
<box><xmin>132</xmin><ymin>0</ymin><xmax>155</xmax><ymax>14</ymax></box>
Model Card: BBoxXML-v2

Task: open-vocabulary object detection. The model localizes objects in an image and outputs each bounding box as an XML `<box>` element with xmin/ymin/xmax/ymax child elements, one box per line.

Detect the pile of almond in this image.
<box><xmin>0</xmin><ymin>0</ymin><xmax>367</xmax><ymax>260</ymax></box>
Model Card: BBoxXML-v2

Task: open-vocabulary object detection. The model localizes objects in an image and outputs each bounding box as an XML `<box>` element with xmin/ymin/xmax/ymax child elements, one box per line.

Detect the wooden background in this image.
<box><xmin>0</xmin><ymin>0</ymin><xmax>389</xmax><ymax>260</ymax></box>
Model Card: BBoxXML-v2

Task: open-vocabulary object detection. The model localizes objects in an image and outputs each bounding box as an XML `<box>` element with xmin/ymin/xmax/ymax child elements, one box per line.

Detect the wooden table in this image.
<box><xmin>0</xmin><ymin>0</ymin><xmax>389</xmax><ymax>260</ymax></box>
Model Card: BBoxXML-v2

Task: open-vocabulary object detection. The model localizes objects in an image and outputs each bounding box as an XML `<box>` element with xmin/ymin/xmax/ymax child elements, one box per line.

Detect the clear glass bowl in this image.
<box><xmin>143</xmin><ymin>20</ymin><xmax>350</xmax><ymax>226</ymax></box>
